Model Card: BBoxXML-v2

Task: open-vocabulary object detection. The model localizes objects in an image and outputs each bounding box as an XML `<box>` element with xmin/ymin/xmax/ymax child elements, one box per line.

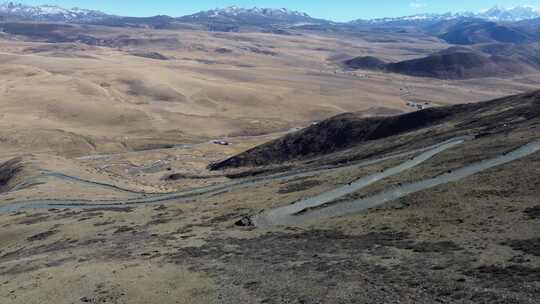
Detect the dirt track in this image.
<box><xmin>0</xmin><ymin>137</ymin><xmax>470</xmax><ymax>212</ymax></box>
<box><xmin>257</xmin><ymin>139</ymin><xmax>540</xmax><ymax>226</ymax></box>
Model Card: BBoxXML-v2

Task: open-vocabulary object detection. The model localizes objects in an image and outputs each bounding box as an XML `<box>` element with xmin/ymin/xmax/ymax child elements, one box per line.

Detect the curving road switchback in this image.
<box><xmin>255</xmin><ymin>139</ymin><xmax>540</xmax><ymax>227</ymax></box>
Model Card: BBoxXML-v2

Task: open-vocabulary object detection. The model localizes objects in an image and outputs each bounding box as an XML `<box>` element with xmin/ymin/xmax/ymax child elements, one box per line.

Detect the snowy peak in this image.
<box><xmin>479</xmin><ymin>5</ymin><xmax>540</xmax><ymax>21</ymax></box>
<box><xmin>357</xmin><ymin>12</ymin><xmax>460</xmax><ymax>24</ymax></box>
<box><xmin>203</xmin><ymin>6</ymin><xmax>310</xmax><ymax>18</ymax></box>
<box><xmin>2</xmin><ymin>3</ymin><xmax>539</xmax><ymax>27</ymax></box>
<box><xmin>181</xmin><ymin>6</ymin><xmax>317</xmax><ymax>24</ymax></box>
<box><xmin>353</xmin><ymin>5</ymin><xmax>540</xmax><ymax>25</ymax></box>
<box><xmin>0</xmin><ymin>2</ymin><xmax>110</xmax><ymax>22</ymax></box>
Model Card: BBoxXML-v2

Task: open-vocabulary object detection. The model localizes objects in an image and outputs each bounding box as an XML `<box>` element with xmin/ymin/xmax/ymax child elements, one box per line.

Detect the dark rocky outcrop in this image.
<box><xmin>129</xmin><ymin>51</ymin><xmax>171</xmax><ymax>60</ymax></box>
<box><xmin>343</xmin><ymin>56</ymin><xmax>386</xmax><ymax>70</ymax></box>
<box><xmin>0</xmin><ymin>157</ymin><xmax>23</xmax><ymax>192</ymax></box>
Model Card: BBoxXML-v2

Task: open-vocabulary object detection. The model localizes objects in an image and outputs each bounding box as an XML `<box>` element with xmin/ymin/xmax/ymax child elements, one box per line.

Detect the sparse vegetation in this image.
<box><xmin>0</xmin><ymin>4</ymin><xmax>539</xmax><ymax>304</ymax></box>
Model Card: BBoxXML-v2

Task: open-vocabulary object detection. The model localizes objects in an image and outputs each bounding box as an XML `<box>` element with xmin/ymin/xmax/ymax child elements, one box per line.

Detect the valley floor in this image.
<box><xmin>2</xmin><ymin>26</ymin><xmax>540</xmax><ymax>158</ymax></box>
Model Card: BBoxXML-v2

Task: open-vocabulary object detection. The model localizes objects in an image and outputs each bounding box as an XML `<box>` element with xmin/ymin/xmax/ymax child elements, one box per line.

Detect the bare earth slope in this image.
<box><xmin>0</xmin><ymin>89</ymin><xmax>539</xmax><ymax>303</ymax></box>
<box><xmin>0</xmin><ymin>90</ymin><xmax>539</xmax><ymax>303</ymax></box>
<box><xmin>2</xmin><ymin>22</ymin><xmax>540</xmax><ymax>157</ymax></box>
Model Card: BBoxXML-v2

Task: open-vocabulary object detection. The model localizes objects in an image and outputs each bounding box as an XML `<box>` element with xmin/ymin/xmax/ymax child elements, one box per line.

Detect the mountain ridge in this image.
<box><xmin>0</xmin><ymin>1</ymin><xmax>111</xmax><ymax>22</ymax></box>
<box><xmin>209</xmin><ymin>90</ymin><xmax>540</xmax><ymax>170</ymax></box>
<box><xmin>2</xmin><ymin>2</ymin><xmax>540</xmax><ymax>24</ymax></box>
<box><xmin>351</xmin><ymin>5</ymin><xmax>540</xmax><ymax>24</ymax></box>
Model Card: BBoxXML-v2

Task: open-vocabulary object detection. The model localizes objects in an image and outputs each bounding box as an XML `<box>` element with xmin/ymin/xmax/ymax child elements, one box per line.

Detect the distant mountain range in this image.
<box><xmin>0</xmin><ymin>2</ymin><xmax>327</xmax><ymax>25</ymax></box>
<box><xmin>480</xmin><ymin>5</ymin><xmax>540</xmax><ymax>21</ymax></box>
<box><xmin>1</xmin><ymin>2</ymin><xmax>539</xmax><ymax>24</ymax></box>
<box><xmin>353</xmin><ymin>5</ymin><xmax>540</xmax><ymax>25</ymax></box>
<box><xmin>2</xmin><ymin>2</ymin><xmax>540</xmax><ymax>81</ymax></box>
<box><xmin>0</xmin><ymin>2</ymin><xmax>111</xmax><ymax>22</ymax></box>
<box><xmin>180</xmin><ymin>6</ymin><xmax>315</xmax><ymax>23</ymax></box>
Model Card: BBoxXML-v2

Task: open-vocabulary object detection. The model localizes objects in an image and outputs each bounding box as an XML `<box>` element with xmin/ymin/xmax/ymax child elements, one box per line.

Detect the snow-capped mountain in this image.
<box><xmin>355</xmin><ymin>12</ymin><xmax>464</xmax><ymax>25</ymax></box>
<box><xmin>213</xmin><ymin>6</ymin><xmax>311</xmax><ymax>18</ymax></box>
<box><xmin>2</xmin><ymin>2</ymin><xmax>539</xmax><ymax>29</ymax></box>
<box><xmin>353</xmin><ymin>5</ymin><xmax>540</xmax><ymax>25</ymax></box>
<box><xmin>478</xmin><ymin>5</ymin><xmax>540</xmax><ymax>21</ymax></box>
<box><xmin>0</xmin><ymin>2</ymin><xmax>111</xmax><ymax>22</ymax></box>
<box><xmin>179</xmin><ymin>6</ymin><xmax>320</xmax><ymax>24</ymax></box>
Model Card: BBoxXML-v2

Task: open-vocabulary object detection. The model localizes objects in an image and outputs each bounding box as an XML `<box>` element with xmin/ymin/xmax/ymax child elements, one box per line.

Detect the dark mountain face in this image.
<box><xmin>210</xmin><ymin>110</ymin><xmax>456</xmax><ymax>170</ymax></box>
<box><xmin>385</xmin><ymin>50</ymin><xmax>519</xmax><ymax>79</ymax></box>
<box><xmin>342</xmin><ymin>47</ymin><xmax>528</xmax><ymax>80</ymax></box>
<box><xmin>210</xmin><ymin>90</ymin><xmax>540</xmax><ymax>170</ymax></box>
<box><xmin>438</xmin><ymin>20</ymin><xmax>533</xmax><ymax>45</ymax></box>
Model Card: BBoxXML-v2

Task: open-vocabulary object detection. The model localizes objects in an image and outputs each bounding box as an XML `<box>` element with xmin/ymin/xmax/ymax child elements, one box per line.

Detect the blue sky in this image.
<box><xmin>14</xmin><ymin>1</ymin><xmax>540</xmax><ymax>21</ymax></box>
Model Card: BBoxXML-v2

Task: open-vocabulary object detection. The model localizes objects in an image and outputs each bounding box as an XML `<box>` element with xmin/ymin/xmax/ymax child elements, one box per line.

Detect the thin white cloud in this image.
<box><xmin>410</xmin><ymin>2</ymin><xmax>427</xmax><ymax>9</ymax></box>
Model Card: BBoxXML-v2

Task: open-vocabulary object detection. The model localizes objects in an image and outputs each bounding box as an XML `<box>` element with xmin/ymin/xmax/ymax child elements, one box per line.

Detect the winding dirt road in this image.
<box><xmin>254</xmin><ymin>137</ymin><xmax>468</xmax><ymax>227</ymax></box>
<box><xmin>4</xmin><ymin>135</ymin><xmax>537</xmax><ymax>225</ymax></box>
<box><xmin>0</xmin><ymin>137</ymin><xmax>470</xmax><ymax>213</ymax></box>
<box><xmin>255</xmin><ymin>139</ymin><xmax>540</xmax><ymax>227</ymax></box>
